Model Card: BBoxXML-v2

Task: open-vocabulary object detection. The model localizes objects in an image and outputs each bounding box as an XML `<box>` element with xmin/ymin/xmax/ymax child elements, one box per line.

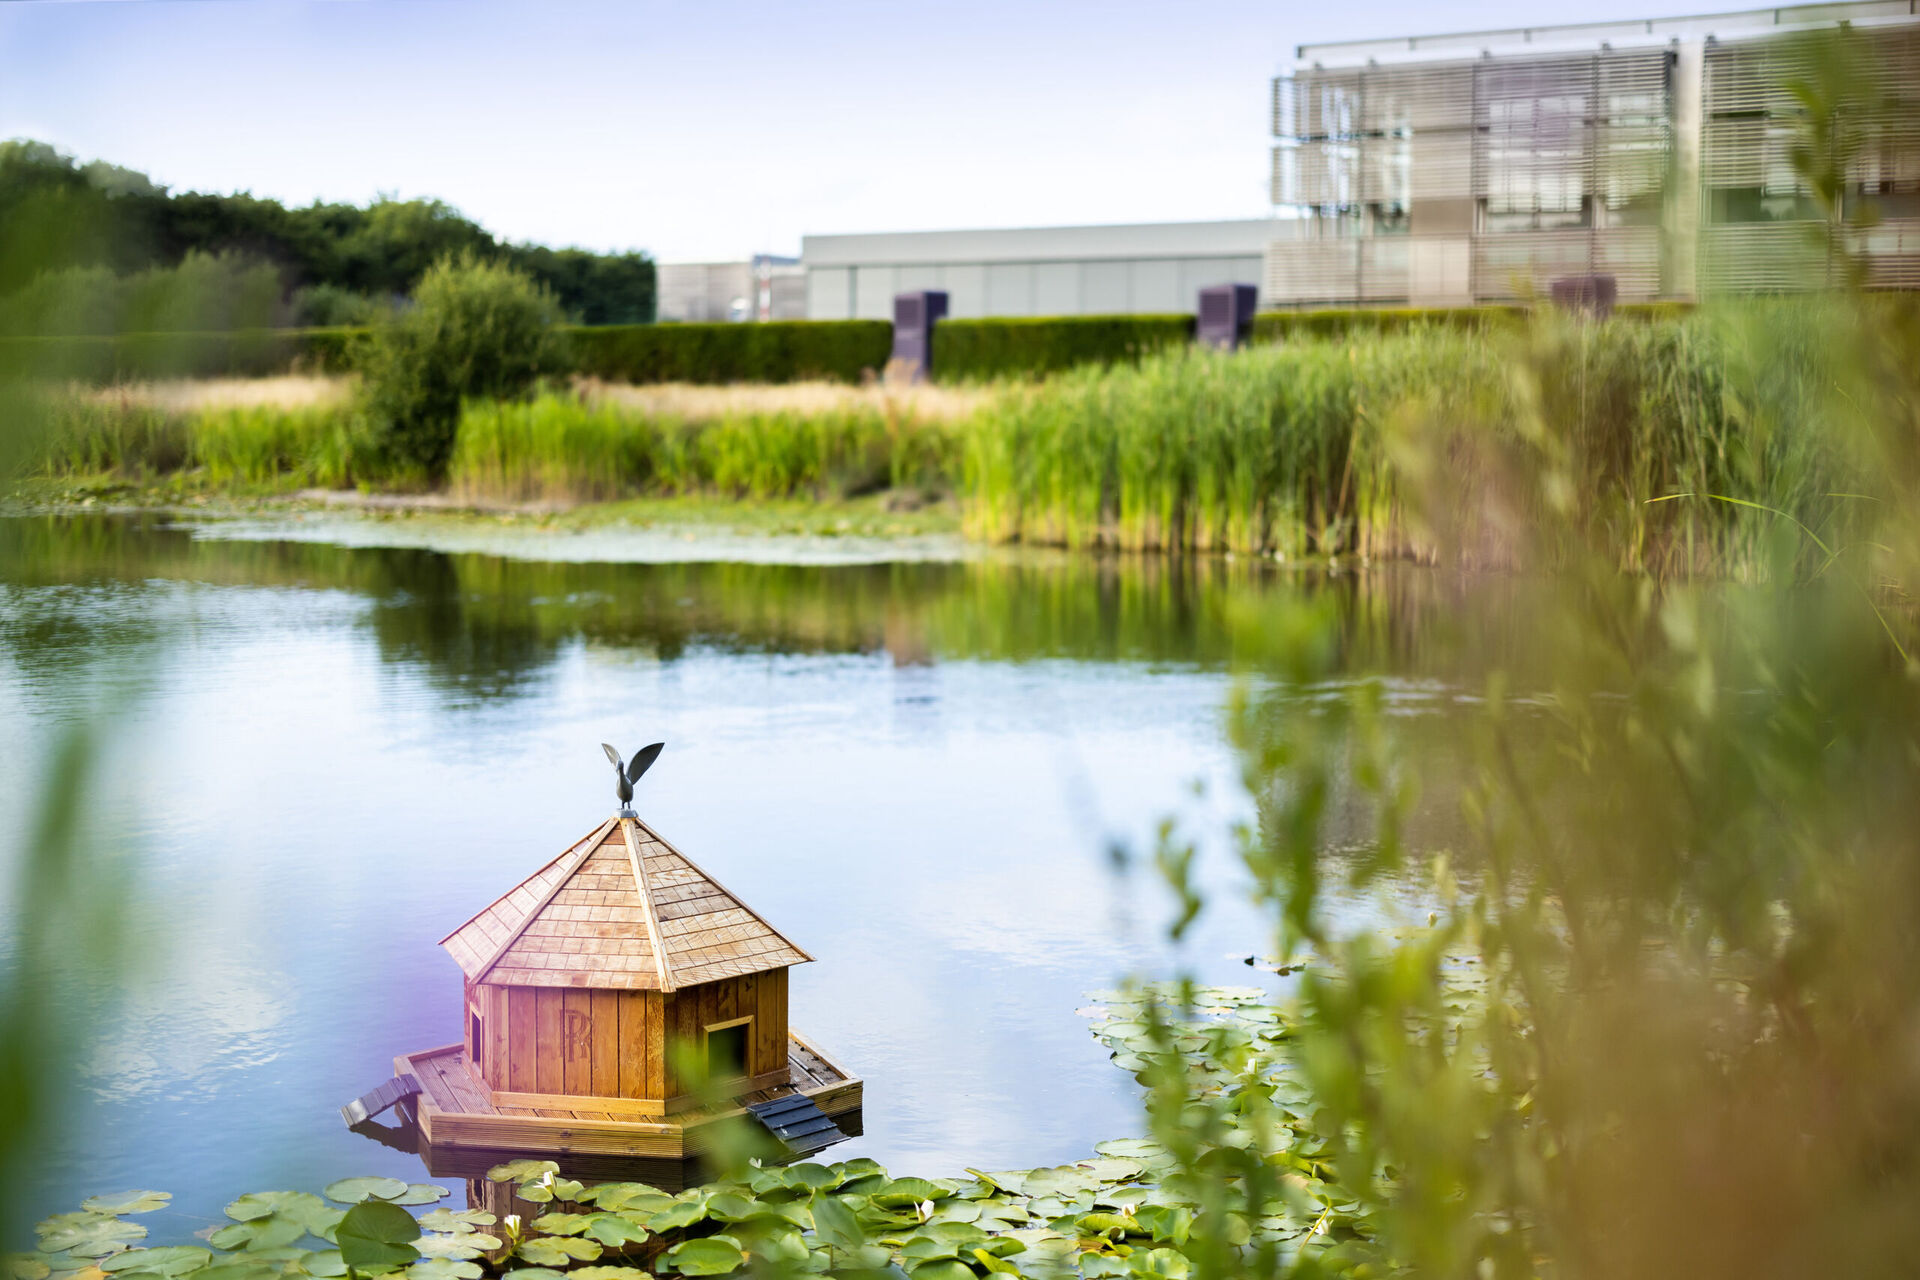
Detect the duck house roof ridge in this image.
<box><xmin>440</xmin><ymin>813</ymin><xmax>812</xmax><ymax>993</ymax></box>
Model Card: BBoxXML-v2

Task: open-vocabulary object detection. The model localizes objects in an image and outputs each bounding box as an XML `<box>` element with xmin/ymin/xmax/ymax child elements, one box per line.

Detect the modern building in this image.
<box><xmin>656</xmin><ymin>254</ymin><xmax>806</xmax><ymax>323</ymax></box>
<box><xmin>1267</xmin><ymin>1</ymin><xmax>1920</xmax><ymax>306</ymax></box>
<box><xmin>801</xmin><ymin>220</ymin><xmax>1289</xmax><ymax>320</ymax></box>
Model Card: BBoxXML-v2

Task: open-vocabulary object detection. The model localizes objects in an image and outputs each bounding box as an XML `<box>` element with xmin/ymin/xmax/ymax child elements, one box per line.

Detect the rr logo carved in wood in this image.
<box><xmin>561</xmin><ymin>1009</ymin><xmax>593</xmax><ymax>1063</ymax></box>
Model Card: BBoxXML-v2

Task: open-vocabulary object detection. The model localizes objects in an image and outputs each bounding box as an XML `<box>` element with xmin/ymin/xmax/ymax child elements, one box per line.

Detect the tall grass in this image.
<box><xmin>963</xmin><ymin>305</ymin><xmax>1871</xmax><ymax>572</ymax></box>
<box><xmin>450</xmin><ymin>393</ymin><xmax>961</xmax><ymax>503</ymax></box>
<box><xmin>32</xmin><ymin>392</ymin><xmax>372</xmax><ymax>490</ymax></box>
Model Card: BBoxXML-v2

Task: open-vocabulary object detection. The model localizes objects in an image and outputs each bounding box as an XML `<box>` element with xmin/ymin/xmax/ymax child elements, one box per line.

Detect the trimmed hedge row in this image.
<box><xmin>2</xmin><ymin>302</ymin><xmax>1704</xmax><ymax>385</ymax></box>
<box><xmin>930</xmin><ymin>314</ymin><xmax>1195</xmax><ymax>382</ymax></box>
<box><xmin>0</xmin><ymin>328</ymin><xmax>364</xmax><ymax>382</ymax></box>
<box><xmin>569</xmin><ymin>321</ymin><xmax>892</xmax><ymax>385</ymax></box>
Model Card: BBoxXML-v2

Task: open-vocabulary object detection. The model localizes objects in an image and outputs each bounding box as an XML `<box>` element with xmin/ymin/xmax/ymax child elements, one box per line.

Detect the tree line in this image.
<box><xmin>0</xmin><ymin>139</ymin><xmax>655</xmax><ymax>330</ymax></box>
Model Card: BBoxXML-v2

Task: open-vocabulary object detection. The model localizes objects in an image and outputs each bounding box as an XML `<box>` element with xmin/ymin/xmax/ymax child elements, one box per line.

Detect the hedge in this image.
<box><xmin>930</xmin><ymin>314</ymin><xmax>1195</xmax><ymax>382</ymax></box>
<box><xmin>569</xmin><ymin>320</ymin><xmax>892</xmax><ymax>385</ymax></box>
<box><xmin>1251</xmin><ymin>301</ymin><xmax>1694</xmax><ymax>343</ymax></box>
<box><xmin>0</xmin><ymin>327</ymin><xmax>365</xmax><ymax>382</ymax></box>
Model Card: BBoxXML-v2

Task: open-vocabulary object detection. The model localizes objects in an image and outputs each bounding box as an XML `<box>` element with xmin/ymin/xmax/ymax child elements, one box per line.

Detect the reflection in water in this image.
<box><xmin>0</xmin><ymin>514</ymin><xmax>1517</xmax><ymax>1233</ymax></box>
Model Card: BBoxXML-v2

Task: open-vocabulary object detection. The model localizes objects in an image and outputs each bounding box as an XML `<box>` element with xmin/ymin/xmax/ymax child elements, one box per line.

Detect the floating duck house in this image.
<box><xmin>378</xmin><ymin>792</ymin><xmax>860</xmax><ymax>1160</ymax></box>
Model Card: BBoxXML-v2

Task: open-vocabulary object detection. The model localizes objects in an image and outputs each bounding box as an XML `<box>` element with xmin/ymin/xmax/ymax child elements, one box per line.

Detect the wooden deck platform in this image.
<box><xmin>397</xmin><ymin>1029</ymin><xmax>860</xmax><ymax>1159</ymax></box>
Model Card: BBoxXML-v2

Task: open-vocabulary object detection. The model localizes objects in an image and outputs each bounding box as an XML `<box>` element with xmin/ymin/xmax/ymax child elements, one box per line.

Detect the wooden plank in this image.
<box><xmin>462</xmin><ymin>818</ymin><xmax>616</xmax><ymax>982</ymax></box>
<box><xmin>535</xmin><ymin>988</ymin><xmax>563</xmax><ymax>1094</ymax></box>
<box><xmin>592</xmin><ymin>988</ymin><xmax>620</xmax><ymax>1097</ymax></box>
<box><xmin>791</xmin><ymin>1028</ymin><xmax>854</xmax><ymax>1081</ymax></box>
<box><xmin>631</xmin><ymin>817</ymin><xmax>815</xmax><ymax>962</ymax></box>
<box><xmin>490</xmin><ymin>1088</ymin><xmax>668</xmax><ymax>1117</ymax></box>
<box><xmin>563</xmin><ymin>989</ymin><xmax>593</xmax><ymax>1096</ymax></box>
<box><xmin>487</xmin><ymin>986</ymin><xmax>509</xmax><ymax>1091</ymax></box>
<box><xmin>645</xmin><ymin>990</ymin><xmax>667</xmax><ymax>1099</ymax></box>
<box><xmin>508</xmin><ymin>987</ymin><xmax>536</xmax><ymax>1092</ymax></box>
<box><xmin>616</xmin><ymin>990</ymin><xmax>645</xmax><ymax>1100</ymax></box>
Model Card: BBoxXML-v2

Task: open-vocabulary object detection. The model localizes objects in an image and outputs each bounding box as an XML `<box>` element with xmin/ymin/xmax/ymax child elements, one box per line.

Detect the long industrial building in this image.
<box><xmin>1268</xmin><ymin>0</ymin><xmax>1920</xmax><ymax>305</ymax></box>
<box><xmin>757</xmin><ymin>2</ymin><xmax>1918</xmax><ymax>319</ymax></box>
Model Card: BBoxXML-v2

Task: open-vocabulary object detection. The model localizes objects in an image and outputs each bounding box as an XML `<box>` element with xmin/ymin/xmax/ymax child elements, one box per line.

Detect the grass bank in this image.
<box><xmin>16</xmin><ymin>302</ymin><xmax>1902</xmax><ymax>573</ymax></box>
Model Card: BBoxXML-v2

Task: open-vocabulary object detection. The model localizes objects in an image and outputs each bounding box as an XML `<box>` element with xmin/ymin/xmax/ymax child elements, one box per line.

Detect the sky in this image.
<box><xmin>0</xmin><ymin>0</ymin><xmax>1746</xmax><ymax>262</ymax></box>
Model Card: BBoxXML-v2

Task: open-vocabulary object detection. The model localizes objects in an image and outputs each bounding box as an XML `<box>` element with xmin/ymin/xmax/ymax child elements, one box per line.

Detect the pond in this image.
<box><xmin>0</xmin><ymin>513</ymin><xmax>1512</xmax><ymax>1239</ymax></box>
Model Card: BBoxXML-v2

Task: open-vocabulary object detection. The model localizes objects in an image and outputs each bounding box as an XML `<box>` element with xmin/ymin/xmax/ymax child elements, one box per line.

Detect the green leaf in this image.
<box><xmin>405</xmin><ymin>1260</ymin><xmax>481</xmax><ymax>1280</ymax></box>
<box><xmin>98</xmin><ymin>1250</ymin><xmax>208</xmax><ymax>1278</ymax></box>
<box><xmin>702</xmin><ymin>1194</ymin><xmax>759</xmax><ymax>1224</ymax></box>
<box><xmin>335</xmin><ymin>1201</ymin><xmax>421</xmax><ymax>1271</ymax></box>
<box><xmin>3</xmin><ymin>1257</ymin><xmax>52</xmax><ymax>1280</ymax></box>
<box><xmin>485</xmin><ymin>1162</ymin><xmax>559</xmax><ymax>1185</ymax></box>
<box><xmin>659</xmin><ymin>1237</ymin><xmax>743</xmax><ymax>1277</ymax></box>
<box><xmin>582</xmin><ymin>1217</ymin><xmax>648</xmax><ymax>1248</ymax></box>
<box><xmin>569</xmin><ymin>1269</ymin><xmax>652</xmax><ymax>1280</ymax></box>
<box><xmin>512</xmin><ymin>1238</ymin><xmax>600</xmax><ymax>1268</ymax></box>
<box><xmin>906</xmin><ymin>1261</ymin><xmax>975</xmax><ymax>1280</ymax></box>
<box><xmin>1126</xmin><ymin>1249</ymin><xmax>1189</xmax><ymax>1278</ymax></box>
<box><xmin>297</xmin><ymin>1252</ymin><xmax>349</xmax><ymax>1278</ymax></box>
<box><xmin>972</xmin><ymin>1248</ymin><xmax>1021</xmax><ymax>1276</ymax></box>
<box><xmin>499</xmin><ymin>1272</ymin><xmax>568</xmax><ymax>1280</ymax></box>
<box><xmin>80</xmin><ymin>1195</ymin><xmax>170</xmax><ymax>1218</ymax></box>
<box><xmin>414</xmin><ymin>1212</ymin><xmax>494</xmax><ymax>1235</ymax></box>
<box><xmin>644</xmin><ymin>1198</ymin><xmax>708</xmax><ymax>1233</ymax></box>
<box><xmin>526</xmin><ymin>1215</ymin><xmax>592</xmax><ymax>1238</ymax></box>
<box><xmin>390</xmin><ymin>1187</ymin><xmax>449</xmax><ymax>1208</ymax></box>
<box><xmin>808</xmin><ymin>1197</ymin><xmax>865</xmax><ymax>1252</ymax></box>
<box><xmin>412</xmin><ymin>1235</ymin><xmax>498</xmax><ymax>1262</ymax></box>
<box><xmin>324</xmin><ymin>1179</ymin><xmax>410</xmax><ymax>1206</ymax></box>
<box><xmin>37</xmin><ymin>1219</ymin><xmax>146</xmax><ymax>1259</ymax></box>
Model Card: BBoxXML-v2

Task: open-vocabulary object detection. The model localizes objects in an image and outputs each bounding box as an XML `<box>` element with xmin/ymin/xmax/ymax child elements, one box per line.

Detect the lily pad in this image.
<box><xmin>97</xmin><ymin>1251</ymin><xmax>207</xmax><ymax>1279</ymax></box>
<box><xmin>659</xmin><ymin>1237</ymin><xmax>743</xmax><ymax>1277</ymax></box>
<box><xmin>404</xmin><ymin>1260</ymin><xmax>481</xmax><ymax>1280</ymax></box>
<box><xmin>296</xmin><ymin>1252</ymin><xmax>348</xmax><ymax>1278</ymax></box>
<box><xmin>4</xmin><ymin>1257</ymin><xmax>52</xmax><ymax>1280</ymax></box>
<box><xmin>512</xmin><ymin>1238</ymin><xmax>600</xmax><ymax>1268</ymax></box>
<box><xmin>905</xmin><ymin>1260</ymin><xmax>974</xmax><ymax>1280</ymax></box>
<box><xmin>415</xmin><ymin>1212</ymin><xmax>494</xmax><ymax>1235</ymax></box>
<box><xmin>582</xmin><ymin>1217</ymin><xmax>648</xmax><ymax>1248</ymax></box>
<box><xmin>568</xmin><ymin>1270</ymin><xmax>652</xmax><ymax>1280</ymax></box>
<box><xmin>324</xmin><ymin>1179</ymin><xmax>409</xmax><ymax>1206</ymax></box>
<box><xmin>335</xmin><ymin>1201</ymin><xmax>420</xmax><ymax>1272</ymax></box>
<box><xmin>412</xmin><ymin>1236</ymin><xmax>499</xmax><ymax>1262</ymax></box>
<box><xmin>79</xmin><ymin>1196</ymin><xmax>170</xmax><ymax>1218</ymax></box>
<box><xmin>37</xmin><ymin>1220</ymin><xmax>146</xmax><ymax>1259</ymax></box>
<box><xmin>485</xmin><ymin>1162</ymin><xmax>558</xmax><ymax>1185</ymax></box>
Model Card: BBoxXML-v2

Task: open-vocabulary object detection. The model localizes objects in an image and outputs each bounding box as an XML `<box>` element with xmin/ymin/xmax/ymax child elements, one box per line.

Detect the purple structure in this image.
<box><xmin>1549</xmin><ymin>274</ymin><xmax>1617</xmax><ymax>319</ymax></box>
<box><xmin>891</xmin><ymin>291</ymin><xmax>949</xmax><ymax>381</ymax></box>
<box><xmin>1196</xmin><ymin>283</ymin><xmax>1259</xmax><ymax>350</ymax></box>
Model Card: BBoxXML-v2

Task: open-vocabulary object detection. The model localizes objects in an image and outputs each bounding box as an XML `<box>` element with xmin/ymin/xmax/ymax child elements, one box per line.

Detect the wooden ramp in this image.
<box><xmin>398</xmin><ymin>1029</ymin><xmax>860</xmax><ymax>1160</ymax></box>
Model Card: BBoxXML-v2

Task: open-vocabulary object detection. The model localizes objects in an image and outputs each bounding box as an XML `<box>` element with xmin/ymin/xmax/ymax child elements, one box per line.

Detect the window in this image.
<box><xmin>469</xmin><ymin>1009</ymin><xmax>483</xmax><ymax>1072</ymax></box>
<box><xmin>705</xmin><ymin>1019</ymin><xmax>751</xmax><ymax>1084</ymax></box>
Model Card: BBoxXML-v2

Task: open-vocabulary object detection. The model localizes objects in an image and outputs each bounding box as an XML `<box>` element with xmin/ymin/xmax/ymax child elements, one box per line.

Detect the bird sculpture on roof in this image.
<box><xmin>603</xmin><ymin>741</ymin><xmax>665</xmax><ymax>813</ymax></box>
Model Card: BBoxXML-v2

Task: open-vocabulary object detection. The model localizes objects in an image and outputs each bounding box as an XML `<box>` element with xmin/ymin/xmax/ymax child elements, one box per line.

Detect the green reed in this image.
<box><xmin>450</xmin><ymin>393</ymin><xmax>961</xmax><ymax>503</ymax></box>
<box><xmin>30</xmin><ymin>395</ymin><xmax>368</xmax><ymax>490</ymax></box>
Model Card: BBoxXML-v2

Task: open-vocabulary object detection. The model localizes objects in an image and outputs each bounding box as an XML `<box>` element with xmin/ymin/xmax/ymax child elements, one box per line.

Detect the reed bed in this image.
<box><xmin>449</xmin><ymin>393</ymin><xmax>962</xmax><ymax>503</ymax></box>
<box><xmin>33</xmin><ymin>394</ymin><xmax>369</xmax><ymax>490</ymax></box>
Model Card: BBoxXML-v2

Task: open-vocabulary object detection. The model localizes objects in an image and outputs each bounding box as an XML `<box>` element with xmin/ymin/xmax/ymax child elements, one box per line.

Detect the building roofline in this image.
<box><xmin>1293</xmin><ymin>0</ymin><xmax>1918</xmax><ymax>65</ymax></box>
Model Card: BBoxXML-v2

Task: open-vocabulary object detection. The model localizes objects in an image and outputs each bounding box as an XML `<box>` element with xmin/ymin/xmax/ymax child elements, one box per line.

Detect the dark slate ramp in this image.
<box><xmin>747</xmin><ymin>1093</ymin><xmax>845</xmax><ymax>1156</ymax></box>
<box><xmin>340</xmin><ymin>1074</ymin><xmax>422</xmax><ymax>1127</ymax></box>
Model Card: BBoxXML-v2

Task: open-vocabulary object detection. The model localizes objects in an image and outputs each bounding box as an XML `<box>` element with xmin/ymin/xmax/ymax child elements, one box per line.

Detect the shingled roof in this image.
<box><xmin>441</xmin><ymin>815</ymin><xmax>812</xmax><ymax>992</ymax></box>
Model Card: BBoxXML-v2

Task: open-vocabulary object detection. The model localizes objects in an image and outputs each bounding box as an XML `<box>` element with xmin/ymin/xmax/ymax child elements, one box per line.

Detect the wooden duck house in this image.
<box><xmin>367</xmin><ymin>745</ymin><xmax>860</xmax><ymax>1160</ymax></box>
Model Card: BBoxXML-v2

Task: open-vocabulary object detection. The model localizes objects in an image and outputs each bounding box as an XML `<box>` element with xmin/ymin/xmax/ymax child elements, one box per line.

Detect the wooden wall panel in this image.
<box><xmin>535</xmin><ymin>989</ymin><xmax>563</xmax><ymax>1093</ymax></box>
<box><xmin>562</xmin><ymin>989</ymin><xmax>592</xmax><ymax>1095</ymax></box>
<box><xmin>645</xmin><ymin>991</ymin><xmax>667</xmax><ymax>1099</ymax></box>
<box><xmin>488</xmin><ymin>986</ymin><xmax>509</xmax><ymax>1090</ymax></box>
<box><xmin>507</xmin><ymin>986</ymin><xmax>536</xmax><ymax>1092</ymax></box>
<box><xmin>589</xmin><ymin>989</ymin><xmax>619</xmax><ymax>1096</ymax></box>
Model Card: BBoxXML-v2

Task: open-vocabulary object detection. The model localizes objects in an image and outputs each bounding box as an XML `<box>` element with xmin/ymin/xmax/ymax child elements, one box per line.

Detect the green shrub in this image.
<box><xmin>359</xmin><ymin>252</ymin><xmax>566</xmax><ymax>482</ymax></box>
<box><xmin>570</xmin><ymin>321</ymin><xmax>891</xmax><ymax>385</ymax></box>
<box><xmin>931</xmin><ymin>314</ymin><xmax>1194</xmax><ymax>382</ymax></box>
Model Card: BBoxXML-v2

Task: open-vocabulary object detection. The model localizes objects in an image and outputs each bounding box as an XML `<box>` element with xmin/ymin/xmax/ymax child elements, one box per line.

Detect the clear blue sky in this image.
<box><xmin>0</xmin><ymin>0</ymin><xmax>1731</xmax><ymax>261</ymax></box>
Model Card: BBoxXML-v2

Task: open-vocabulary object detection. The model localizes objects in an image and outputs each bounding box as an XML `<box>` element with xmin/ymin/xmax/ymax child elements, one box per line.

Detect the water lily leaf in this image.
<box><xmin>582</xmin><ymin>1217</ymin><xmax>648</xmax><ymax>1248</ymax></box>
<box><xmin>210</xmin><ymin>1217</ymin><xmax>311</xmax><ymax>1254</ymax></box>
<box><xmin>807</xmin><ymin>1198</ymin><xmax>865</xmax><ymax>1252</ymax></box>
<box><xmin>1074</xmin><ymin>1160</ymin><xmax>1144</xmax><ymax>1184</ymax></box>
<box><xmin>335</xmin><ymin>1201</ymin><xmax>421</xmax><ymax>1272</ymax></box>
<box><xmin>415</xmin><ymin>1212</ymin><xmax>494</xmax><ymax>1235</ymax></box>
<box><xmin>500</xmin><ymin>1272</ymin><xmax>568</xmax><ymax>1280</ymax></box>
<box><xmin>195</xmin><ymin>1263</ymin><xmax>283</xmax><ymax>1280</ymax></box>
<box><xmin>486</xmin><ymin>1162</ymin><xmax>559</xmax><ymax>1185</ymax></box>
<box><xmin>569</xmin><ymin>1270</ymin><xmax>651</xmax><ymax>1280</ymax></box>
<box><xmin>513</xmin><ymin>1237</ymin><xmax>600</xmax><ymax>1268</ymax></box>
<box><xmin>871</xmin><ymin>1179</ymin><xmax>948</xmax><ymax>1210</ymax></box>
<box><xmin>906</xmin><ymin>1260</ymin><xmax>974</xmax><ymax>1280</ymax></box>
<box><xmin>37</xmin><ymin>1221</ymin><xmax>145</xmax><ymax>1259</ymax></box>
<box><xmin>786</xmin><ymin>1165</ymin><xmax>842</xmax><ymax>1192</ymax></box>
<box><xmin>920</xmin><ymin>1223</ymin><xmax>989</xmax><ymax>1246</ymax></box>
<box><xmin>412</xmin><ymin>1236</ymin><xmax>498</xmax><ymax>1262</ymax></box>
<box><xmin>525</xmin><ymin>1215</ymin><xmax>592</xmax><ymax>1238</ymax></box>
<box><xmin>405</xmin><ymin>1260</ymin><xmax>481</xmax><ymax>1280</ymax></box>
<box><xmin>964</xmin><ymin>1171</ymin><xmax>1027</xmax><ymax>1196</ymax></box>
<box><xmin>296</xmin><ymin>1251</ymin><xmax>348</xmax><ymax>1278</ymax></box>
<box><xmin>324</xmin><ymin>1179</ymin><xmax>409</xmax><ymax>1205</ymax></box>
<box><xmin>583</xmin><ymin>1187</ymin><xmax>672</xmax><ymax>1217</ymax></box>
<box><xmin>702</xmin><ymin>1194</ymin><xmax>759</xmax><ymax>1223</ymax></box>
<box><xmin>390</xmin><ymin>1187</ymin><xmax>448</xmax><ymax>1208</ymax></box>
<box><xmin>512</xmin><ymin>1179</ymin><xmax>583</xmax><ymax>1206</ymax></box>
<box><xmin>972</xmin><ymin>1248</ymin><xmax>1022</xmax><ymax>1276</ymax></box>
<box><xmin>4</xmin><ymin>1256</ymin><xmax>53</xmax><ymax>1280</ymax></box>
<box><xmin>645</xmin><ymin>1198</ymin><xmax>708</xmax><ymax>1233</ymax></box>
<box><xmin>226</xmin><ymin>1194</ymin><xmax>329</xmax><ymax>1229</ymax></box>
<box><xmin>98</xmin><ymin>1250</ymin><xmax>207</xmax><ymax>1278</ymax></box>
<box><xmin>659</xmin><ymin>1237</ymin><xmax>743</xmax><ymax>1277</ymax></box>
<box><xmin>80</xmin><ymin>1196</ymin><xmax>169</xmax><ymax>1218</ymax></box>
<box><xmin>1075</xmin><ymin>1213</ymin><xmax>1136</xmax><ymax>1239</ymax></box>
<box><xmin>1127</xmin><ymin>1248</ymin><xmax>1188</xmax><ymax>1278</ymax></box>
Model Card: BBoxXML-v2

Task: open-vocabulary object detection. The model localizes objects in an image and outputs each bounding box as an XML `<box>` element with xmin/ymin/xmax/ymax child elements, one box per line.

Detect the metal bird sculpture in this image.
<box><xmin>602</xmin><ymin>741</ymin><xmax>665</xmax><ymax>813</ymax></box>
